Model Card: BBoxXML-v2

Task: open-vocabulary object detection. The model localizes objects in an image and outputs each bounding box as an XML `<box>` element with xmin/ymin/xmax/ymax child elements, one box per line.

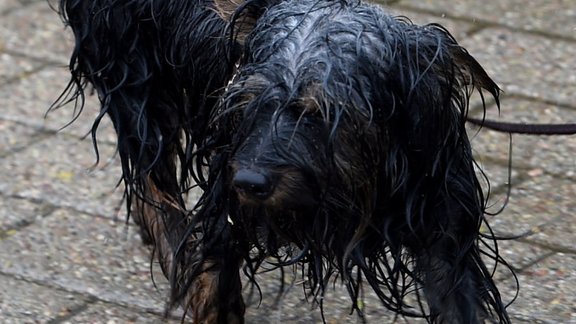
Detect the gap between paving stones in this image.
<box><xmin>46</xmin><ymin>301</ymin><xmax>94</xmax><ymax>324</ymax></box>
<box><xmin>0</xmin><ymin>59</ymin><xmax>54</xmax><ymax>87</ymax></box>
<box><xmin>0</xmin><ymin>194</ymin><xmax>57</xmax><ymax>234</ymax></box>
<box><xmin>0</xmin><ymin>270</ymin><xmax>176</xmax><ymax>323</ymax></box>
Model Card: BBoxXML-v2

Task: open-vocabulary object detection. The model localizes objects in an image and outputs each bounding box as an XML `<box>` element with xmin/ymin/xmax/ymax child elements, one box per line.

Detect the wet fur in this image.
<box><xmin>55</xmin><ymin>0</ymin><xmax>512</xmax><ymax>322</ymax></box>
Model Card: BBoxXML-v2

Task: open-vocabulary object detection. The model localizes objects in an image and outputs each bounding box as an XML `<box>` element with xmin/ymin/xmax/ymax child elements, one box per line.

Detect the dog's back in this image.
<box><xmin>57</xmin><ymin>0</ymin><xmax>236</xmax><ymax>192</ymax></box>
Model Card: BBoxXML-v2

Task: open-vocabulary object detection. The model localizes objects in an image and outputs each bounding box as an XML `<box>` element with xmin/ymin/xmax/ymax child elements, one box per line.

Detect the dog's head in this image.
<box><xmin>214</xmin><ymin>0</ymin><xmax>498</xmax><ymax>232</ymax></box>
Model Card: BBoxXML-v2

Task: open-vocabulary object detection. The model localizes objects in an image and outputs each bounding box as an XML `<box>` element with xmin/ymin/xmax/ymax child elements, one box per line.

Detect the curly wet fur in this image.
<box><xmin>55</xmin><ymin>0</ymin><xmax>513</xmax><ymax>322</ymax></box>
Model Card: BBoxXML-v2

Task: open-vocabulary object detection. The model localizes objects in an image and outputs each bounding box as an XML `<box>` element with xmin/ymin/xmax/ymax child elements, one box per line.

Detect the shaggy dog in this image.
<box><xmin>55</xmin><ymin>0</ymin><xmax>512</xmax><ymax>322</ymax></box>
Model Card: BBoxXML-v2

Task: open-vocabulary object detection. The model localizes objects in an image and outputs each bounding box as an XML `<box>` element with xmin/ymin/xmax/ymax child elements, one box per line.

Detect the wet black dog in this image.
<box><xmin>56</xmin><ymin>0</ymin><xmax>512</xmax><ymax>322</ymax></box>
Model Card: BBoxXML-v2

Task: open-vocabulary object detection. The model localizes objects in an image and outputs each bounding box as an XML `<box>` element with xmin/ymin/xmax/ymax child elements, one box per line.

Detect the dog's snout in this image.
<box><xmin>233</xmin><ymin>169</ymin><xmax>274</xmax><ymax>199</ymax></box>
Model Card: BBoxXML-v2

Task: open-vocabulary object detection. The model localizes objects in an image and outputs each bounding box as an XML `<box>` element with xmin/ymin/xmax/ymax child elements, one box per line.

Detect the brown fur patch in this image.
<box><xmin>188</xmin><ymin>261</ymin><xmax>245</xmax><ymax>324</ymax></box>
<box><xmin>130</xmin><ymin>175</ymin><xmax>185</xmax><ymax>276</ymax></box>
<box><xmin>297</xmin><ymin>82</ymin><xmax>323</xmax><ymax>115</ymax></box>
<box><xmin>213</xmin><ymin>0</ymin><xmax>258</xmax><ymax>44</ymax></box>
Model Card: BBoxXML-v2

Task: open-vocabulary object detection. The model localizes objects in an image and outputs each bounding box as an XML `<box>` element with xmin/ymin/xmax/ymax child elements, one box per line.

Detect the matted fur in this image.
<box><xmin>55</xmin><ymin>0</ymin><xmax>514</xmax><ymax>322</ymax></box>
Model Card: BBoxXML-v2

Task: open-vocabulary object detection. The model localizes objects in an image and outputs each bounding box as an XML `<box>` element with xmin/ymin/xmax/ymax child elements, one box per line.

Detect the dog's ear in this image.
<box><xmin>449</xmin><ymin>46</ymin><xmax>501</xmax><ymax>105</ymax></box>
<box><xmin>214</xmin><ymin>0</ymin><xmax>268</xmax><ymax>44</ymax></box>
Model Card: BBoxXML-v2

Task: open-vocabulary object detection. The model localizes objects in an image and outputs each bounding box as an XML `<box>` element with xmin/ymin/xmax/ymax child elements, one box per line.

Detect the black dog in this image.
<box><xmin>55</xmin><ymin>0</ymin><xmax>512</xmax><ymax>322</ymax></box>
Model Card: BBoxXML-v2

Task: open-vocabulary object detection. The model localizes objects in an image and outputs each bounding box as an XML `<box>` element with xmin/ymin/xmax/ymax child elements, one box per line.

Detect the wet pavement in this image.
<box><xmin>1</xmin><ymin>0</ymin><xmax>575</xmax><ymax>322</ymax></box>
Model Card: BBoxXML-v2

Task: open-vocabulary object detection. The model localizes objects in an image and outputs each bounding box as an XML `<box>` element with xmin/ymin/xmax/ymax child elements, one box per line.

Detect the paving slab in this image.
<box><xmin>0</xmin><ymin>67</ymin><xmax>118</xmax><ymax>143</ymax></box>
<box><xmin>503</xmin><ymin>253</ymin><xmax>576</xmax><ymax>322</ymax></box>
<box><xmin>0</xmin><ymin>53</ymin><xmax>45</xmax><ymax>86</ymax></box>
<box><xmin>461</xmin><ymin>29</ymin><xmax>576</xmax><ymax>107</ymax></box>
<box><xmin>0</xmin><ymin>0</ymin><xmax>18</xmax><ymax>14</ymax></box>
<box><xmin>396</xmin><ymin>0</ymin><xmax>576</xmax><ymax>39</ymax></box>
<box><xmin>62</xmin><ymin>302</ymin><xmax>179</xmax><ymax>324</ymax></box>
<box><xmin>0</xmin><ymin>274</ymin><xmax>88</xmax><ymax>323</ymax></box>
<box><xmin>487</xmin><ymin>239</ymin><xmax>552</xmax><ymax>275</ymax></box>
<box><xmin>0</xmin><ymin>134</ymin><xmax>124</xmax><ymax>218</ymax></box>
<box><xmin>528</xmin><ymin>133</ymin><xmax>576</xmax><ymax>179</ymax></box>
<box><xmin>0</xmin><ymin>118</ymin><xmax>43</xmax><ymax>156</ymax></box>
<box><xmin>489</xmin><ymin>174</ymin><xmax>576</xmax><ymax>238</ymax></box>
<box><xmin>528</xmin><ymin>212</ymin><xmax>576</xmax><ymax>253</ymax></box>
<box><xmin>0</xmin><ymin>195</ymin><xmax>52</xmax><ymax>231</ymax></box>
<box><xmin>384</xmin><ymin>7</ymin><xmax>475</xmax><ymax>41</ymax></box>
<box><xmin>0</xmin><ymin>1</ymin><xmax>71</xmax><ymax>64</ymax></box>
<box><xmin>0</xmin><ymin>208</ymin><xmax>171</xmax><ymax>314</ymax></box>
<box><xmin>0</xmin><ymin>67</ymin><xmax>68</xmax><ymax>128</ymax></box>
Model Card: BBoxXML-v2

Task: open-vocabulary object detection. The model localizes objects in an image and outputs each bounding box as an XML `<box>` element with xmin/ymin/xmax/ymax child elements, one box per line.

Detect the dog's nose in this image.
<box><xmin>233</xmin><ymin>169</ymin><xmax>274</xmax><ymax>200</ymax></box>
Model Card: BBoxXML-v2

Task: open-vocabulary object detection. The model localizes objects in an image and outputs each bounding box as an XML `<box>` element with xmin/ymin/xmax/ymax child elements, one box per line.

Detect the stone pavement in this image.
<box><xmin>0</xmin><ymin>0</ymin><xmax>575</xmax><ymax>322</ymax></box>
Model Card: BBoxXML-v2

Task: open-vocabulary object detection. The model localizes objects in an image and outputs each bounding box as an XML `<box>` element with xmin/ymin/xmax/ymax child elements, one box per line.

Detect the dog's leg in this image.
<box><xmin>181</xmin><ymin>207</ymin><xmax>245</xmax><ymax>324</ymax></box>
<box><xmin>417</xmin><ymin>240</ymin><xmax>485</xmax><ymax>323</ymax></box>
<box><xmin>414</xmin><ymin>197</ymin><xmax>506</xmax><ymax>323</ymax></box>
<box><xmin>132</xmin><ymin>174</ymin><xmax>245</xmax><ymax>323</ymax></box>
<box><xmin>131</xmin><ymin>175</ymin><xmax>183</xmax><ymax>276</ymax></box>
<box><xmin>188</xmin><ymin>256</ymin><xmax>245</xmax><ymax>324</ymax></box>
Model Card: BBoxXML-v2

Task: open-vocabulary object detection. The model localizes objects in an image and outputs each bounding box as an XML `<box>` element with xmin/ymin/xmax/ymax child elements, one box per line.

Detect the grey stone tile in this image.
<box><xmin>0</xmin><ymin>67</ymin><xmax>118</xmax><ymax>143</ymax></box>
<box><xmin>0</xmin><ymin>195</ymin><xmax>51</xmax><ymax>231</ymax></box>
<box><xmin>0</xmin><ymin>208</ymin><xmax>171</xmax><ymax>314</ymax></box>
<box><xmin>0</xmin><ymin>0</ymin><xmax>21</xmax><ymax>14</ymax></box>
<box><xmin>2</xmin><ymin>0</ymin><xmax>48</xmax><ymax>8</ymax></box>
<box><xmin>0</xmin><ymin>2</ymin><xmax>72</xmax><ymax>63</ymax></box>
<box><xmin>0</xmin><ymin>68</ymin><xmax>68</xmax><ymax>125</ymax></box>
<box><xmin>472</xmin><ymin>152</ymin><xmax>517</xmax><ymax>193</ymax></box>
<box><xmin>0</xmin><ymin>274</ymin><xmax>87</xmax><ymax>323</ymax></box>
<box><xmin>0</xmin><ymin>119</ymin><xmax>42</xmax><ymax>156</ymax></box>
<box><xmin>471</xmin><ymin>97</ymin><xmax>576</xmax><ymax>126</ymax></box>
<box><xmin>0</xmin><ymin>53</ymin><xmax>44</xmax><ymax>85</ymax></box>
<box><xmin>0</xmin><ymin>134</ymin><xmax>125</xmax><ymax>218</ymax></box>
<box><xmin>385</xmin><ymin>7</ymin><xmax>474</xmax><ymax>40</ymax></box>
<box><xmin>489</xmin><ymin>239</ymin><xmax>550</xmax><ymax>274</ymax></box>
<box><xmin>528</xmin><ymin>213</ymin><xmax>576</xmax><ymax>253</ymax></box>
<box><xmin>461</xmin><ymin>29</ymin><xmax>576</xmax><ymax>107</ymax></box>
<box><xmin>395</xmin><ymin>0</ymin><xmax>576</xmax><ymax>39</ymax></box>
<box><xmin>63</xmin><ymin>302</ymin><xmax>179</xmax><ymax>324</ymax></box>
<box><xmin>502</xmin><ymin>253</ymin><xmax>576</xmax><ymax>322</ymax></box>
<box><xmin>527</xmin><ymin>132</ymin><xmax>576</xmax><ymax>179</ymax></box>
<box><xmin>488</xmin><ymin>174</ymin><xmax>576</xmax><ymax>237</ymax></box>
